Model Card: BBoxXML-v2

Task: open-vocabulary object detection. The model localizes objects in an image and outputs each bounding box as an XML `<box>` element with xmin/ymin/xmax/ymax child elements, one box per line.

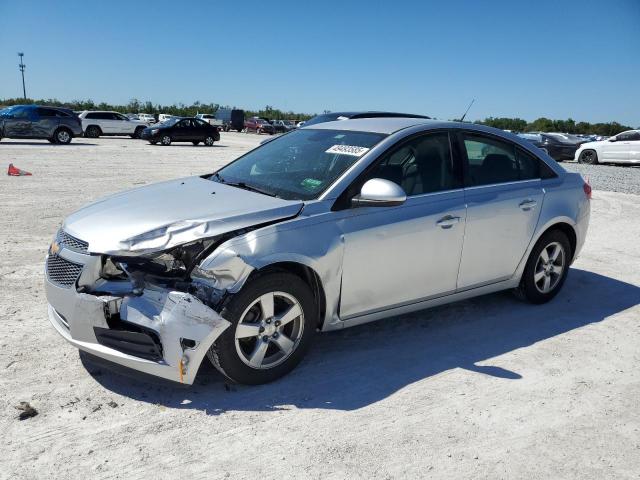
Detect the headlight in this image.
<box><xmin>151</xmin><ymin>129</ymin><xmax>159</xmax><ymax>134</ymax></box>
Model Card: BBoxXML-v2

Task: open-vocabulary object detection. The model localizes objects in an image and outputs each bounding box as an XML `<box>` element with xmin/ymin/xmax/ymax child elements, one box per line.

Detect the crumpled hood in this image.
<box><xmin>63</xmin><ymin>176</ymin><xmax>303</xmax><ymax>255</ymax></box>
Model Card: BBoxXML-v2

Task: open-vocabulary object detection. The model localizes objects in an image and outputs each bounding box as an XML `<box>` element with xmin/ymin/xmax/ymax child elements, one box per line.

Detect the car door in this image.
<box><xmin>193</xmin><ymin>118</ymin><xmax>211</xmax><ymax>140</ymax></box>
<box><xmin>627</xmin><ymin>132</ymin><xmax>640</xmax><ymax>163</ymax></box>
<box><xmin>455</xmin><ymin>131</ymin><xmax>545</xmax><ymax>290</ymax></box>
<box><xmin>35</xmin><ymin>107</ymin><xmax>60</xmax><ymax>138</ymax></box>
<box><xmin>112</xmin><ymin>113</ymin><xmax>133</xmax><ymax>134</ymax></box>
<box><xmin>172</xmin><ymin>119</ymin><xmax>192</xmax><ymax>141</ymax></box>
<box><xmin>3</xmin><ymin>106</ymin><xmax>36</xmax><ymax>137</ymax></box>
<box><xmin>338</xmin><ymin>131</ymin><xmax>467</xmax><ymax>319</ymax></box>
<box><xmin>600</xmin><ymin>134</ymin><xmax>630</xmax><ymax>163</ymax></box>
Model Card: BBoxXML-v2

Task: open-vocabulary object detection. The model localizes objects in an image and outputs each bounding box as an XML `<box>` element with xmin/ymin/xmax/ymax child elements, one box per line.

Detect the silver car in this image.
<box><xmin>44</xmin><ymin>118</ymin><xmax>591</xmax><ymax>385</ymax></box>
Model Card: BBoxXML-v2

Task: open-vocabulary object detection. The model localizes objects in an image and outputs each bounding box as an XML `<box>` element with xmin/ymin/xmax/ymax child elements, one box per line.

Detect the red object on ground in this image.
<box><xmin>7</xmin><ymin>163</ymin><xmax>32</xmax><ymax>176</ymax></box>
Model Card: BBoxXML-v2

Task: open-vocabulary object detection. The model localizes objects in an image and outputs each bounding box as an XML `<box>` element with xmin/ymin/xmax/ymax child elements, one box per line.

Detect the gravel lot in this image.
<box><xmin>1</xmin><ymin>135</ymin><xmax>639</xmax><ymax>479</ymax></box>
<box><xmin>563</xmin><ymin>161</ymin><xmax>640</xmax><ymax>195</ymax></box>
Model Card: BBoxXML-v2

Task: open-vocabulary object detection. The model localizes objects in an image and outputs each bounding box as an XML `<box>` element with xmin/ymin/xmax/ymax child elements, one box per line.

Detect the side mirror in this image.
<box><xmin>608</xmin><ymin>136</ymin><xmax>617</xmax><ymax>142</ymax></box>
<box><xmin>352</xmin><ymin>178</ymin><xmax>406</xmax><ymax>208</ymax></box>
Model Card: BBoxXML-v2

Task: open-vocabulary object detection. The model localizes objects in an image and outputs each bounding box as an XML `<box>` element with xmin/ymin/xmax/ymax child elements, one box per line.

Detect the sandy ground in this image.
<box><xmin>1</xmin><ymin>134</ymin><xmax>639</xmax><ymax>480</ymax></box>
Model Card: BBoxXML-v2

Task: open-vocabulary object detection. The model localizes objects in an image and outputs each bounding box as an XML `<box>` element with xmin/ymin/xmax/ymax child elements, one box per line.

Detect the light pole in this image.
<box><xmin>18</xmin><ymin>52</ymin><xmax>26</xmax><ymax>100</ymax></box>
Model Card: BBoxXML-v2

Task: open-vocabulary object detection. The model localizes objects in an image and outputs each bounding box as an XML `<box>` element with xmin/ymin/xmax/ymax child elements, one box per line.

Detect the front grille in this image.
<box><xmin>46</xmin><ymin>255</ymin><xmax>83</xmax><ymax>288</ymax></box>
<box><xmin>57</xmin><ymin>230</ymin><xmax>89</xmax><ymax>253</ymax></box>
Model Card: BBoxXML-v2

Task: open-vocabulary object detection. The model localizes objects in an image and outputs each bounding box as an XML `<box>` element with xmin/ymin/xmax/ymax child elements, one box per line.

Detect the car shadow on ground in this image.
<box><xmin>1</xmin><ymin>141</ymin><xmax>97</xmax><ymax>146</ymax></box>
<box><xmin>82</xmin><ymin>268</ymin><xmax>640</xmax><ymax>414</ymax></box>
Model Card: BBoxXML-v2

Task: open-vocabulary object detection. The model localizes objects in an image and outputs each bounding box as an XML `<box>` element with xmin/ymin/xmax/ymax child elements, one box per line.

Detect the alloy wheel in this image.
<box><xmin>234</xmin><ymin>291</ymin><xmax>304</xmax><ymax>369</ymax></box>
<box><xmin>161</xmin><ymin>135</ymin><xmax>171</xmax><ymax>146</ymax></box>
<box><xmin>57</xmin><ymin>130</ymin><xmax>70</xmax><ymax>144</ymax></box>
<box><xmin>205</xmin><ymin>136</ymin><xmax>215</xmax><ymax>146</ymax></box>
<box><xmin>534</xmin><ymin>241</ymin><xmax>565</xmax><ymax>294</ymax></box>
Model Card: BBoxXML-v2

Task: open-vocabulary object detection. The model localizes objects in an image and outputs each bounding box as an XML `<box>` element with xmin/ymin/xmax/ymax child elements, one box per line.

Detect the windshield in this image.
<box><xmin>158</xmin><ymin>118</ymin><xmax>180</xmax><ymax>127</ymax></box>
<box><xmin>211</xmin><ymin>128</ymin><xmax>386</xmax><ymax>200</ymax></box>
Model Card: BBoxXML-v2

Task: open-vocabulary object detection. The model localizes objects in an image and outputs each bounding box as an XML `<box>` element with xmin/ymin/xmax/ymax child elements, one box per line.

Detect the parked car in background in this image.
<box><xmin>44</xmin><ymin>118</ymin><xmax>590</xmax><ymax>385</ymax></box>
<box><xmin>140</xmin><ymin>117</ymin><xmax>220</xmax><ymax>146</ymax></box>
<box><xmin>216</xmin><ymin>109</ymin><xmax>245</xmax><ymax>132</ymax></box>
<box><xmin>284</xmin><ymin>120</ymin><xmax>297</xmax><ymax>130</ymax></box>
<box><xmin>136</xmin><ymin>113</ymin><xmax>156</xmax><ymax>125</ymax></box>
<box><xmin>270</xmin><ymin>120</ymin><xmax>292</xmax><ymax>133</ymax></box>
<box><xmin>79</xmin><ymin>111</ymin><xmax>148</xmax><ymax>138</ymax></box>
<box><xmin>296</xmin><ymin>120</ymin><xmax>306</xmax><ymax>128</ymax></box>
<box><xmin>195</xmin><ymin>113</ymin><xmax>224</xmax><ymax>129</ymax></box>
<box><xmin>517</xmin><ymin>132</ymin><xmax>582</xmax><ymax>162</ymax></box>
<box><xmin>574</xmin><ymin>129</ymin><xmax>640</xmax><ymax>165</ymax></box>
<box><xmin>302</xmin><ymin>111</ymin><xmax>430</xmax><ymax>127</ymax></box>
<box><xmin>0</xmin><ymin>105</ymin><xmax>83</xmax><ymax>144</ymax></box>
<box><xmin>244</xmin><ymin>117</ymin><xmax>275</xmax><ymax>134</ymax></box>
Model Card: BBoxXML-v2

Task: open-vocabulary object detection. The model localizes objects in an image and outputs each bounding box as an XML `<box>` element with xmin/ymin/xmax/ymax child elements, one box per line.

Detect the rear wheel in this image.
<box><xmin>578</xmin><ymin>149</ymin><xmax>598</xmax><ymax>165</ymax></box>
<box><xmin>204</xmin><ymin>136</ymin><xmax>215</xmax><ymax>146</ymax></box>
<box><xmin>516</xmin><ymin>230</ymin><xmax>572</xmax><ymax>304</ymax></box>
<box><xmin>149</xmin><ymin>140</ymin><xmax>157</xmax><ymax>145</ymax></box>
<box><xmin>192</xmin><ymin>141</ymin><xmax>200</xmax><ymax>145</ymax></box>
<box><xmin>54</xmin><ymin>128</ymin><xmax>72</xmax><ymax>144</ymax></box>
<box><xmin>85</xmin><ymin>125</ymin><xmax>101</xmax><ymax>138</ymax></box>
<box><xmin>208</xmin><ymin>272</ymin><xmax>317</xmax><ymax>384</ymax></box>
<box><xmin>133</xmin><ymin>126</ymin><xmax>145</xmax><ymax>139</ymax></box>
<box><xmin>161</xmin><ymin>135</ymin><xmax>172</xmax><ymax>146</ymax></box>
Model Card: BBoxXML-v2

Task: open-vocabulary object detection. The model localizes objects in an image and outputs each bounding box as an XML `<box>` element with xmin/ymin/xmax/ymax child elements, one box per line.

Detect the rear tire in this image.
<box><xmin>208</xmin><ymin>272</ymin><xmax>317</xmax><ymax>385</ymax></box>
<box><xmin>578</xmin><ymin>149</ymin><xmax>598</xmax><ymax>165</ymax></box>
<box><xmin>133</xmin><ymin>126</ymin><xmax>145</xmax><ymax>139</ymax></box>
<box><xmin>204</xmin><ymin>136</ymin><xmax>215</xmax><ymax>146</ymax></box>
<box><xmin>515</xmin><ymin>230</ymin><xmax>572</xmax><ymax>304</ymax></box>
<box><xmin>149</xmin><ymin>140</ymin><xmax>157</xmax><ymax>145</ymax></box>
<box><xmin>54</xmin><ymin>128</ymin><xmax>72</xmax><ymax>144</ymax></box>
<box><xmin>192</xmin><ymin>141</ymin><xmax>200</xmax><ymax>145</ymax></box>
<box><xmin>85</xmin><ymin>125</ymin><xmax>101</xmax><ymax>138</ymax></box>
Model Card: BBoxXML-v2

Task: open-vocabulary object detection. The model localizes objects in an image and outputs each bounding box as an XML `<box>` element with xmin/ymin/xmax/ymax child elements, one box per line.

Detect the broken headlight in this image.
<box><xmin>106</xmin><ymin>238</ymin><xmax>216</xmax><ymax>280</ymax></box>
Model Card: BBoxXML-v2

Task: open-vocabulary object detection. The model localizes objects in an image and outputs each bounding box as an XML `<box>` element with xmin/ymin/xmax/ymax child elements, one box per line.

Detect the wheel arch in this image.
<box><xmin>250</xmin><ymin>261</ymin><xmax>327</xmax><ymax>330</ymax></box>
<box><xmin>85</xmin><ymin>124</ymin><xmax>102</xmax><ymax>135</ymax></box>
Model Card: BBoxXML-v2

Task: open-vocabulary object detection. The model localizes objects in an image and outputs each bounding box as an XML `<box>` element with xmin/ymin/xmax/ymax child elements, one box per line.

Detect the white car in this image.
<box><xmin>136</xmin><ymin>113</ymin><xmax>156</xmax><ymax>125</ymax></box>
<box><xmin>575</xmin><ymin>130</ymin><xmax>640</xmax><ymax>165</ymax></box>
<box><xmin>79</xmin><ymin>111</ymin><xmax>148</xmax><ymax>138</ymax></box>
<box><xmin>158</xmin><ymin>114</ymin><xmax>178</xmax><ymax>123</ymax></box>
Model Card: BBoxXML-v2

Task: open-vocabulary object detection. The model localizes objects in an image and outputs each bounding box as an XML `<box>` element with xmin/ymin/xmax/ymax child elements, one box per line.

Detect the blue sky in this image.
<box><xmin>0</xmin><ymin>0</ymin><xmax>638</xmax><ymax>124</ymax></box>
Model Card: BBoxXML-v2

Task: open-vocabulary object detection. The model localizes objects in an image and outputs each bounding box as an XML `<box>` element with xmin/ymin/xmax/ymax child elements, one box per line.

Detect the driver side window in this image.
<box><xmin>366</xmin><ymin>132</ymin><xmax>460</xmax><ymax>196</ymax></box>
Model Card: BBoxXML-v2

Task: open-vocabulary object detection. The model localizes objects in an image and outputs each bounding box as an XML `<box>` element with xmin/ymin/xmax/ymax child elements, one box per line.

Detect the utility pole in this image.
<box><xmin>18</xmin><ymin>52</ymin><xmax>26</xmax><ymax>100</ymax></box>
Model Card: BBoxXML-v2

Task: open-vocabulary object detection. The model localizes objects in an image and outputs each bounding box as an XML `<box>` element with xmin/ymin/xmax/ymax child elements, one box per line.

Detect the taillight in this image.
<box><xmin>583</xmin><ymin>180</ymin><xmax>592</xmax><ymax>199</ymax></box>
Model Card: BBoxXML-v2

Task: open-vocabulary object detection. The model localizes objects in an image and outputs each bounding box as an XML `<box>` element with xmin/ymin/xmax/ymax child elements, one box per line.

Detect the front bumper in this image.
<box><xmin>44</xmin><ymin>251</ymin><xmax>230</xmax><ymax>384</ymax></box>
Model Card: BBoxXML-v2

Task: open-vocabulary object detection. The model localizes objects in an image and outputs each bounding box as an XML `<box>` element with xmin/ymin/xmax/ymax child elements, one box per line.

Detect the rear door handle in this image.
<box><xmin>519</xmin><ymin>199</ymin><xmax>537</xmax><ymax>211</ymax></box>
<box><xmin>436</xmin><ymin>215</ymin><xmax>461</xmax><ymax>229</ymax></box>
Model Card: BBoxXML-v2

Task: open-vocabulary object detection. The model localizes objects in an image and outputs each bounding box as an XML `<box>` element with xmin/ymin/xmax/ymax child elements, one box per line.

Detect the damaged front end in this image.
<box><xmin>45</xmin><ymin>232</ymin><xmax>246</xmax><ymax>384</ymax></box>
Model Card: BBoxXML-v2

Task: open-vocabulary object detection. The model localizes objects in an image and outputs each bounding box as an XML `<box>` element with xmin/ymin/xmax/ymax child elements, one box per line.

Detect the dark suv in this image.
<box><xmin>0</xmin><ymin>105</ymin><xmax>83</xmax><ymax>144</ymax></box>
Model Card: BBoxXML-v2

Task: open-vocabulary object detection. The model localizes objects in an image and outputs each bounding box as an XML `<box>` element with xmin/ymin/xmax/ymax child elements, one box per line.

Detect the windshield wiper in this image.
<box><xmin>211</xmin><ymin>172</ymin><xmax>278</xmax><ymax>197</ymax></box>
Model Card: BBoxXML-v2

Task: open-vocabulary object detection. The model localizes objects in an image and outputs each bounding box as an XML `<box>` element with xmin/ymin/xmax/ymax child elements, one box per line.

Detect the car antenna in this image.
<box><xmin>458</xmin><ymin>99</ymin><xmax>475</xmax><ymax>122</ymax></box>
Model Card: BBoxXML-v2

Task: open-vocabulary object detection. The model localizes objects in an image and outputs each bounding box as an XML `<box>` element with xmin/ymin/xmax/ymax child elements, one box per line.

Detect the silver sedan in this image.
<box><xmin>44</xmin><ymin>118</ymin><xmax>591</xmax><ymax>385</ymax></box>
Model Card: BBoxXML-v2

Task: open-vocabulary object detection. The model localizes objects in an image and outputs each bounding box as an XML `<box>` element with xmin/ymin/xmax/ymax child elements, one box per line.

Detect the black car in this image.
<box><xmin>141</xmin><ymin>117</ymin><xmax>221</xmax><ymax>146</ymax></box>
<box><xmin>0</xmin><ymin>105</ymin><xmax>83</xmax><ymax>144</ymax></box>
<box><xmin>301</xmin><ymin>111</ymin><xmax>430</xmax><ymax>127</ymax></box>
<box><xmin>517</xmin><ymin>133</ymin><xmax>583</xmax><ymax>162</ymax></box>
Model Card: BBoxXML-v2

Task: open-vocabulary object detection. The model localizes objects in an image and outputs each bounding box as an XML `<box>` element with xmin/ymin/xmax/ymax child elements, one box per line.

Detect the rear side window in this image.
<box><xmin>462</xmin><ymin>133</ymin><xmax>545</xmax><ymax>186</ymax></box>
<box><xmin>85</xmin><ymin>112</ymin><xmax>98</xmax><ymax>119</ymax></box>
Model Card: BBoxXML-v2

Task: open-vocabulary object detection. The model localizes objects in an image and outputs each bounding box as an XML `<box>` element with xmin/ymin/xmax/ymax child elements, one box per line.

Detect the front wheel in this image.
<box><xmin>149</xmin><ymin>140</ymin><xmax>157</xmax><ymax>145</ymax></box>
<box><xmin>578</xmin><ymin>149</ymin><xmax>598</xmax><ymax>165</ymax></box>
<box><xmin>516</xmin><ymin>230</ymin><xmax>572</xmax><ymax>304</ymax></box>
<box><xmin>208</xmin><ymin>272</ymin><xmax>317</xmax><ymax>384</ymax></box>
<box><xmin>160</xmin><ymin>135</ymin><xmax>172</xmax><ymax>146</ymax></box>
<box><xmin>204</xmin><ymin>136</ymin><xmax>215</xmax><ymax>146</ymax></box>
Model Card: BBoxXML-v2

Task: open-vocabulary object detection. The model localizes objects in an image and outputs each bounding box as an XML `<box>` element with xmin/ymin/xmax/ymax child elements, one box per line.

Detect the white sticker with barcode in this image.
<box><xmin>325</xmin><ymin>145</ymin><xmax>370</xmax><ymax>157</ymax></box>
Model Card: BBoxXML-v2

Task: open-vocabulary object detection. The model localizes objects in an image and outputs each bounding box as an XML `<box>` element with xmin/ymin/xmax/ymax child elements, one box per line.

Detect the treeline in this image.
<box><xmin>0</xmin><ymin>98</ymin><xmax>314</xmax><ymax>121</ymax></box>
<box><xmin>476</xmin><ymin>116</ymin><xmax>635</xmax><ymax>136</ymax></box>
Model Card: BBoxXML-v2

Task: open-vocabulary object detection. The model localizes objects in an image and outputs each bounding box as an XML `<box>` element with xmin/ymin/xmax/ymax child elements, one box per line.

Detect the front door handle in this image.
<box><xmin>519</xmin><ymin>199</ymin><xmax>538</xmax><ymax>211</ymax></box>
<box><xmin>436</xmin><ymin>215</ymin><xmax>461</xmax><ymax>229</ymax></box>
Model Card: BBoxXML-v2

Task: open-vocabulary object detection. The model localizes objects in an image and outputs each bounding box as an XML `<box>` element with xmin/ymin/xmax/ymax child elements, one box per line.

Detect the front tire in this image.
<box><xmin>208</xmin><ymin>272</ymin><xmax>317</xmax><ymax>384</ymax></box>
<box><xmin>54</xmin><ymin>128</ymin><xmax>72</xmax><ymax>144</ymax></box>
<box><xmin>516</xmin><ymin>230</ymin><xmax>572</xmax><ymax>304</ymax></box>
<box><xmin>578</xmin><ymin>149</ymin><xmax>598</xmax><ymax>165</ymax></box>
<box><xmin>149</xmin><ymin>140</ymin><xmax>157</xmax><ymax>145</ymax></box>
<box><xmin>161</xmin><ymin>135</ymin><xmax>172</xmax><ymax>146</ymax></box>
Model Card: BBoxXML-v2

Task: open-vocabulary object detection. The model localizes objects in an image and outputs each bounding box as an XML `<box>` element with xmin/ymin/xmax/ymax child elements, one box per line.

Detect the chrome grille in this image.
<box><xmin>46</xmin><ymin>255</ymin><xmax>83</xmax><ymax>288</ymax></box>
<box><xmin>57</xmin><ymin>230</ymin><xmax>89</xmax><ymax>253</ymax></box>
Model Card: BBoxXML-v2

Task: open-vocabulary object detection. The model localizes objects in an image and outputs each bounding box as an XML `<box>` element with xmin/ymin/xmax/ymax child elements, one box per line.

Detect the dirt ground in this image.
<box><xmin>1</xmin><ymin>134</ymin><xmax>639</xmax><ymax>480</ymax></box>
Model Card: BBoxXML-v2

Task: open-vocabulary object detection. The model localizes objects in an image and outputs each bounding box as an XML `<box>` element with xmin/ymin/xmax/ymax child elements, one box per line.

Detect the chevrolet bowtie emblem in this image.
<box><xmin>49</xmin><ymin>240</ymin><xmax>61</xmax><ymax>255</ymax></box>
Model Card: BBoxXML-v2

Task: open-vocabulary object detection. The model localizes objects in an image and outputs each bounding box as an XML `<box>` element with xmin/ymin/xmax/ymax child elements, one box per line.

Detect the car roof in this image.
<box><xmin>303</xmin><ymin>117</ymin><xmax>451</xmax><ymax>134</ymax></box>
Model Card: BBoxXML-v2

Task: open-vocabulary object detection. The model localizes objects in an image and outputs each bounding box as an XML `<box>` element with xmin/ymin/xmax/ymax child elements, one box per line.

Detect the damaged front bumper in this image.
<box><xmin>45</xmin><ymin>250</ymin><xmax>231</xmax><ymax>384</ymax></box>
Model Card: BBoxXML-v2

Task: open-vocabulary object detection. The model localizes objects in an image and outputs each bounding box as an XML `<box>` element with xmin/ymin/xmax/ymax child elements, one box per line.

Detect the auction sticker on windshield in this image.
<box><xmin>325</xmin><ymin>145</ymin><xmax>370</xmax><ymax>157</ymax></box>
